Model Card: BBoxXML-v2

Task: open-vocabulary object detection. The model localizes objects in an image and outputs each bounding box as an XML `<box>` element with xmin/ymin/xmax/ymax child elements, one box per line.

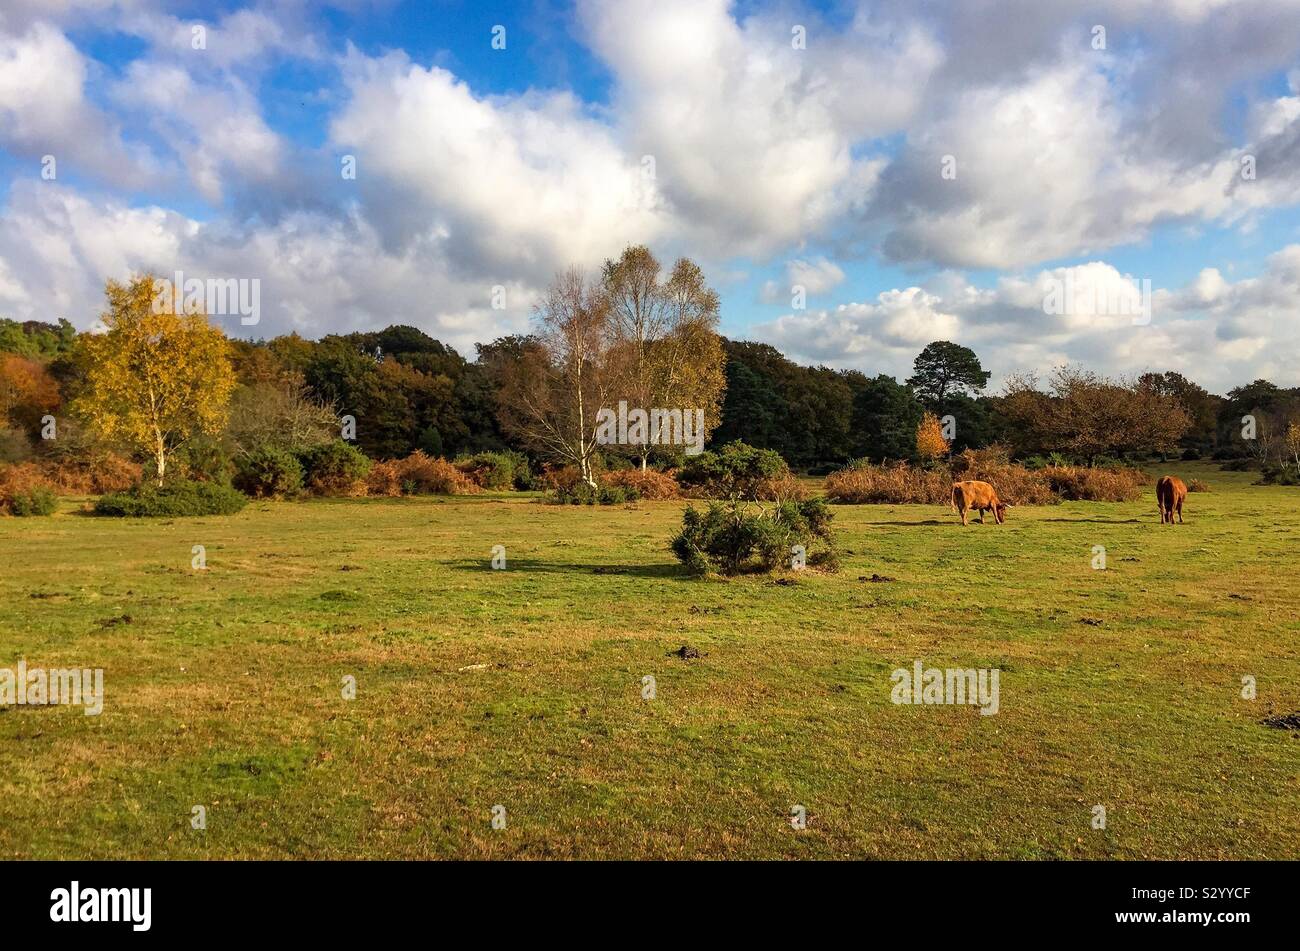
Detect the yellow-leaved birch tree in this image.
<box><xmin>75</xmin><ymin>275</ymin><xmax>235</xmax><ymax>485</ymax></box>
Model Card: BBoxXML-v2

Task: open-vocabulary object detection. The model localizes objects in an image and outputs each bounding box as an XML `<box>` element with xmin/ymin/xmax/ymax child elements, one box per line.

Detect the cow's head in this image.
<box><xmin>995</xmin><ymin>502</ymin><xmax>1008</xmax><ymax>524</ymax></box>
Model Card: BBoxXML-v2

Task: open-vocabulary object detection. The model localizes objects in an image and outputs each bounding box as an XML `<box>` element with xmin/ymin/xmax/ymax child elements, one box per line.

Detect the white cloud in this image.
<box><xmin>754</xmin><ymin>250</ymin><xmax>1300</xmax><ymax>392</ymax></box>
<box><xmin>0</xmin><ymin>22</ymin><xmax>160</xmax><ymax>188</ymax></box>
<box><xmin>578</xmin><ymin>0</ymin><xmax>937</xmax><ymax>256</ymax></box>
<box><xmin>329</xmin><ymin>48</ymin><xmax>670</xmax><ymax>283</ymax></box>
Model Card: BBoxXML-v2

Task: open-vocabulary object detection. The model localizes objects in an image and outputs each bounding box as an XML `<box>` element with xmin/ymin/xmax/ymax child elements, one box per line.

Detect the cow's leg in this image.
<box><xmin>978</xmin><ymin>508</ymin><xmax>985</xmax><ymax>523</ymax></box>
<box><xmin>960</xmin><ymin>507</ymin><xmax>969</xmax><ymax>526</ymax></box>
<box><xmin>1177</xmin><ymin>500</ymin><xmax>1184</xmax><ymax>524</ymax></box>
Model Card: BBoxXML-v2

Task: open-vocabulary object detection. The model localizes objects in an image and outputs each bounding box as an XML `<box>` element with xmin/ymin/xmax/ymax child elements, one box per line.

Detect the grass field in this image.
<box><xmin>2</xmin><ymin>461</ymin><xmax>1297</xmax><ymax>859</ymax></box>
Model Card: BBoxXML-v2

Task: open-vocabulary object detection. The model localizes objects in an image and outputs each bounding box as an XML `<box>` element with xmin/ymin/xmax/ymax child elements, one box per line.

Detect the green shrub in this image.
<box><xmin>549</xmin><ymin>482</ymin><xmax>638</xmax><ymax>505</ymax></box>
<box><xmin>456</xmin><ymin>450</ymin><xmax>533</xmax><ymax>490</ymax></box>
<box><xmin>233</xmin><ymin>446</ymin><xmax>304</xmax><ymax>498</ymax></box>
<box><xmin>676</xmin><ymin>441</ymin><xmax>790</xmax><ymax>501</ymax></box>
<box><xmin>164</xmin><ymin>434</ymin><xmax>235</xmax><ymax>485</ymax></box>
<box><xmin>1258</xmin><ymin>466</ymin><xmax>1300</xmax><ymax>486</ymax></box>
<box><xmin>9</xmin><ymin>486</ymin><xmax>57</xmax><ymax>516</ymax></box>
<box><xmin>671</xmin><ymin>498</ymin><xmax>837</xmax><ymax>576</ymax></box>
<box><xmin>299</xmin><ymin>441</ymin><xmax>371</xmax><ymax>496</ymax></box>
<box><xmin>94</xmin><ymin>480</ymin><xmax>248</xmax><ymax>517</ymax></box>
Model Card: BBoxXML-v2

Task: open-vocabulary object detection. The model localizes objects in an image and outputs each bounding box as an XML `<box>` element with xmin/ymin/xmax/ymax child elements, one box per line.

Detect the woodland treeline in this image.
<box><xmin>2</xmin><ymin>245</ymin><xmax>1299</xmax><ymax>492</ymax></box>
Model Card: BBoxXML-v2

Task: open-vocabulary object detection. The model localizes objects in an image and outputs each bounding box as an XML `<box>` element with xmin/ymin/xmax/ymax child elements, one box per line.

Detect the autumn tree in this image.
<box><xmin>74</xmin><ymin>276</ymin><xmax>235</xmax><ymax>485</ymax></box>
<box><xmin>1000</xmin><ymin>367</ymin><xmax>1189</xmax><ymax>463</ymax></box>
<box><xmin>915</xmin><ymin>410</ymin><xmax>950</xmax><ymax>464</ymax></box>
<box><xmin>1285</xmin><ymin>420</ymin><xmax>1300</xmax><ymax>469</ymax></box>
<box><xmin>226</xmin><ymin>380</ymin><xmax>339</xmax><ymax>457</ymax></box>
<box><xmin>494</xmin><ymin>268</ymin><xmax>612</xmax><ymax>485</ymax></box>
<box><xmin>602</xmin><ymin>246</ymin><xmax>726</xmax><ymax>469</ymax></box>
<box><xmin>0</xmin><ymin>354</ymin><xmax>61</xmax><ymax>434</ymax></box>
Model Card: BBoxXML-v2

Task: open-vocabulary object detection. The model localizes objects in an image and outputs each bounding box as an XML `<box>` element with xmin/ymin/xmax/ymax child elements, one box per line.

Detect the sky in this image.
<box><xmin>1</xmin><ymin>0</ymin><xmax>1299</xmax><ymax>393</ymax></box>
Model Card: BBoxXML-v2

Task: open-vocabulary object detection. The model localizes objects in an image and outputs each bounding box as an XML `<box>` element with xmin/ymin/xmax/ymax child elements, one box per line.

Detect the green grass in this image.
<box><xmin>1</xmin><ymin>462</ymin><xmax>1297</xmax><ymax>859</ymax></box>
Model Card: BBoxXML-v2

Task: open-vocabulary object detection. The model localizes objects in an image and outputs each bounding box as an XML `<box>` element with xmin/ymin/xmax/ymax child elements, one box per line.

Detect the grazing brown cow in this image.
<box><xmin>1156</xmin><ymin>475</ymin><xmax>1187</xmax><ymax>524</ymax></box>
<box><xmin>951</xmin><ymin>480</ymin><xmax>1007</xmax><ymax>526</ymax></box>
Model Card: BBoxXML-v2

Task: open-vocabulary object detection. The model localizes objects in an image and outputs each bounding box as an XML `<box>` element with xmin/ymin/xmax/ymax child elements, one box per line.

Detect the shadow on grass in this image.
<box><xmin>448</xmin><ymin>558</ymin><xmax>688</xmax><ymax>579</ymax></box>
<box><xmin>869</xmin><ymin>519</ymin><xmax>948</xmax><ymax>526</ymax></box>
<box><xmin>1041</xmin><ymin>517</ymin><xmax>1142</xmax><ymax>524</ymax></box>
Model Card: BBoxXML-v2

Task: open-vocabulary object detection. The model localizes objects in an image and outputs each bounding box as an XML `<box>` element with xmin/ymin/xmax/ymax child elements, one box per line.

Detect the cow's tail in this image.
<box><xmin>949</xmin><ymin>484</ymin><xmax>958</xmax><ymax>514</ymax></box>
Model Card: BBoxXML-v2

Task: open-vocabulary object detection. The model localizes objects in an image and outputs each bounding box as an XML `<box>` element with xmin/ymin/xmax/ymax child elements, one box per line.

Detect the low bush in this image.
<box><xmin>1186</xmin><ymin>478</ymin><xmax>1210</xmax><ymax>492</ymax></box>
<box><xmin>602</xmin><ymin>467</ymin><xmax>680</xmax><ymax>500</ymax></box>
<box><xmin>365</xmin><ymin>451</ymin><xmax>480</xmax><ymax>496</ymax></box>
<box><xmin>300</xmin><ymin>441</ymin><xmax>371</xmax><ymax>496</ymax></box>
<box><xmin>455</xmin><ymin>451</ymin><xmax>533</xmax><ymax>490</ymax></box>
<box><xmin>671</xmin><ymin>498</ymin><xmax>837</xmax><ymax>576</ymax></box>
<box><xmin>0</xmin><ymin>464</ymin><xmax>59</xmax><ymax>516</ymax></box>
<box><xmin>676</xmin><ymin>441</ymin><xmax>790</xmax><ymax>501</ymax></box>
<box><xmin>94</xmin><ymin>480</ymin><xmax>248</xmax><ymax>517</ymax></box>
<box><xmin>40</xmin><ymin>452</ymin><xmax>142</xmax><ymax>494</ymax></box>
<box><xmin>170</xmin><ymin>435</ymin><xmax>235</xmax><ymax>485</ymax></box>
<box><xmin>233</xmin><ymin>446</ymin><xmax>304</xmax><ymax>498</ymax></box>
<box><xmin>1040</xmin><ymin>465</ymin><xmax>1147</xmax><ymax>502</ymax></box>
<box><xmin>8</xmin><ymin>485</ymin><xmax>57</xmax><ymax>516</ymax></box>
<box><xmin>549</xmin><ymin>482</ymin><xmax>638</xmax><ymax>505</ymax></box>
<box><xmin>824</xmin><ymin>446</ymin><xmax>1144</xmax><ymax>505</ymax></box>
<box><xmin>824</xmin><ymin>460</ymin><xmax>951</xmax><ymax>504</ymax></box>
<box><xmin>754</xmin><ymin>471</ymin><xmax>810</xmax><ymax>502</ymax></box>
<box><xmin>949</xmin><ymin>446</ymin><xmax>1059</xmax><ymax>505</ymax></box>
<box><xmin>1257</xmin><ymin>466</ymin><xmax>1300</xmax><ymax>486</ymax></box>
<box><xmin>537</xmin><ymin>465</ymin><xmax>584</xmax><ymax>493</ymax></box>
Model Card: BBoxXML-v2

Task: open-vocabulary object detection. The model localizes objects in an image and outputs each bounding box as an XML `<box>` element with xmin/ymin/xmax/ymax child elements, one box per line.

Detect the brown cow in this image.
<box><xmin>1156</xmin><ymin>475</ymin><xmax>1187</xmax><ymax>524</ymax></box>
<box><xmin>950</xmin><ymin>480</ymin><xmax>1007</xmax><ymax>526</ymax></box>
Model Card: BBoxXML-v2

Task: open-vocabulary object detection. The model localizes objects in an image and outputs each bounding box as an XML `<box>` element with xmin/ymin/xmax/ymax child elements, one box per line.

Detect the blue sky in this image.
<box><xmin>2</xmin><ymin>0</ymin><xmax>1300</xmax><ymax>392</ymax></box>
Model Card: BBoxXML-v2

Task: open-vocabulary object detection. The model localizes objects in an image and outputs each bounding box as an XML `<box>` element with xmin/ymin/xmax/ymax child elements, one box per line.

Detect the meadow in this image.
<box><xmin>1</xmin><ymin>462</ymin><xmax>1297</xmax><ymax>859</ymax></box>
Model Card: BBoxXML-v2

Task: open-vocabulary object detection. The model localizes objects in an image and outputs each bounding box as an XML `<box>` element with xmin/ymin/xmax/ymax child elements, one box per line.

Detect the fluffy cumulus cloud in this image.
<box><xmin>0</xmin><ymin>0</ymin><xmax>1299</xmax><ymax>385</ymax></box>
<box><xmin>754</xmin><ymin>250</ymin><xmax>1300</xmax><ymax>393</ymax></box>
<box><xmin>577</xmin><ymin>0</ymin><xmax>939</xmax><ymax>256</ymax></box>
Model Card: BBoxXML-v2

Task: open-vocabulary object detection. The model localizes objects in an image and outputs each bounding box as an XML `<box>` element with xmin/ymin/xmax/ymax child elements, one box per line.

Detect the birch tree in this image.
<box><xmin>74</xmin><ymin>276</ymin><xmax>234</xmax><ymax>485</ymax></box>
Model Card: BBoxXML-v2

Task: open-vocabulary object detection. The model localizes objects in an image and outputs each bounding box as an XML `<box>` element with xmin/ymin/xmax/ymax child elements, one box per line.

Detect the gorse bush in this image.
<box><xmin>9</xmin><ymin>485</ymin><xmax>57</xmax><ymax>516</ymax></box>
<box><xmin>0</xmin><ymin>474</ymin><xmax>57</xmax><ymax>516</ymax></box>
<box><xmin>549</xmin><ymin>482</ymin><xmax>638</xmax><ymax>505</ymax></box>
<box><xmin>365</xmin><ymin>451</ymin><xmax>480</xmax><ymax>496</ymax></box>
<box><xmin>94</xmin><ymin>480</ymin><xmax>247</xmax><ymax>517</ymax></box>
<box><xmin>676</xmin><ymin>441</ymin><xmax>790</xmax><ymax>501</ymax></box>
<box><xmin>299</xmin><ymin>441</ymin><xmax>371</xmax><ymax>496</ymax></box>
<box><xmin>455</xmin><ymin>451</ymin><xmax>533</xmax><ymax>490</ymax></box>
<box><xmin>1257</xmin><ymin>466</ymin><xmax>1300</xmax><ymax>486</ymax></box>
<box><xmin>671</xmin><ymin>498</ymin><xmax>838</xmax><ymax>576</ymax></box>
<box><xmin>233</xmin><ymin>445</ymin><xmax>304</xmax><ymax>498</ymax></box>
<box><xmin>0</xmin><ymin>464</ymin><xmax>59</xmax><ymax>516</ymax></box>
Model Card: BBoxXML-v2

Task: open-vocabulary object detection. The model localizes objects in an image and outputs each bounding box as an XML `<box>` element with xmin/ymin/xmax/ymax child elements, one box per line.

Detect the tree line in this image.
<box><xmin>2</xmin><ymin>247</ymin><xmax>1300</xmax><ymax>489</ymax></box>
